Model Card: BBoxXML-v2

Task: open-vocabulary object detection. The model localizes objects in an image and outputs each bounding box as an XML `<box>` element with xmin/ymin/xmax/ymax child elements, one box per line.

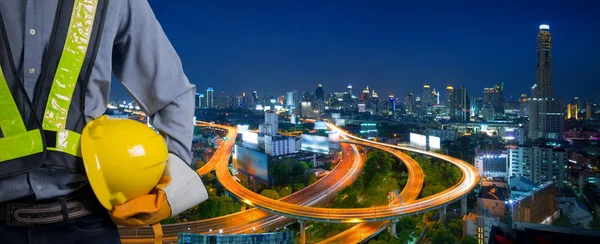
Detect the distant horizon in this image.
<box><xmin>110</xmin><ymin>0</ymin><xmax>600</xmax><ymax>104</ymax></box>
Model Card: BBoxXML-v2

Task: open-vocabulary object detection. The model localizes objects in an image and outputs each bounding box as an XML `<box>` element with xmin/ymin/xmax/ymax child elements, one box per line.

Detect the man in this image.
<box><xmin>0</xmin><ymin>1</ymin><xmax>203</xmax><ymax>243</ymax></box>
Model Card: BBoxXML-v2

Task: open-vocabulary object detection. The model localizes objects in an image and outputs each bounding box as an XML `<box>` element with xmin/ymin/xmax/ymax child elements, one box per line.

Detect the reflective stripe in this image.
<box><xmin>0</xmin><ymin>67</ymin><xmax>27</xmax><ymax>136</ymax></box>
<box><xmin>0</xmin><ymin>66</ymin><xmax>44</xmax><ymax>162</ymax></box>
<box><xmin>42</xmin><ymin>0</ymin><xmax>98</xmax><ymax>156</ymax></box>
<box><xmin>47</xmin><ymin>129</ymin><xmax>82</xmax><ymax>157</ymax></box>
<box><xmin>0</xmin><ymin>131</ymin><xmax>44</xmax><ymax>162</ymax></box>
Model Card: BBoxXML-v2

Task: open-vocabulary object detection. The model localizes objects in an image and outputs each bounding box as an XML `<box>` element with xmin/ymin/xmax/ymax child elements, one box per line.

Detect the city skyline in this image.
<box><xmin>110</xmin><ymin>1</ymin><xmax>599</xmax><ymax>103</ymax></box>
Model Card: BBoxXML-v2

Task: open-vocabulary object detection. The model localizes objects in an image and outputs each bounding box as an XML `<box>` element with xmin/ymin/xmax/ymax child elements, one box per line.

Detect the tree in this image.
<box><xmin>194</xmin><ymin>159</ymin><xmax>206</xmax><ymax>170</ymax></box>
<box><xmin>462</xmin><ymin>235</ymin><xmax>478</xmax><ymax>244</ymax></box>
<box><xmin>448</xmin><ymin>218</ymin><xmax>463</xmax><ymax>237</ymax></box>
<box><xmin>260</xmin><ymin>189</ymin><xmax>280</xmax><ymax>199</ymax></box>
<box><xmin>428</xmin><ymin>226</ymin><xmax>456</xmax><ymax>244</ymax></box>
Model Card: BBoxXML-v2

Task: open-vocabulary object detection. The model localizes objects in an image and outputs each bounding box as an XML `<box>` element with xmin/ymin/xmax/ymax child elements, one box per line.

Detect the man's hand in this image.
<box><xmin>109</xmin><ymin>153</ymin><xmax>208</xmax><ymax>227</ymax></box>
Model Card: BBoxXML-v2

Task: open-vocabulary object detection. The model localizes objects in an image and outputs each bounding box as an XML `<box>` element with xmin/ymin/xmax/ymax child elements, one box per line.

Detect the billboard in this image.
<box><xmin>429</xmin><ymin>136</ymin><xmax>441</xmax><ymax>150</ymax></box>
<box><xmin>234</xmin><ymin>145</ymin><xmax>269</xmax><ymax>182</ymax></box>
<box><xmin>237</xmin><ymin>125</ymin><xmax>249</xmax><ymax>134</ymax></box>
<box><xmin>328</xmin><ymin>131</ymin><xmax>340</xmax><ymax>149</ymax></box>
<box><xmin>242</xmin><ymin>131</ymin><xmax>258</xmax><ymax>145</ymax></box>
<box><xmin>410</xmin><ymin>133</ymin><xmax>426</xmax><ymax>149</ymax></box>
<box><xmin>301</xmin><ymin>134</ymin><xmax>329</xmax><ymax>154</ymax></box>
<box><xmin>315</xmin><ymin>121</ymin><xmax>328</xmax><ymax>130</ymax></box>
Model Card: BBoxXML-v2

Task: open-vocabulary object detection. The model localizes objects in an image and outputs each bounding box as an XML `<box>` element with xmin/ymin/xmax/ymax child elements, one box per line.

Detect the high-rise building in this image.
<box><xmin>536</xmin><ymin>22</ymin><xmax>553</xmax><ymax>98</ymax></box>
<box><xmin>405</xmin><ymin>92</ymin><xmax>415</xmax><ymax>115</ymax></box>
<box><xmin>388</xmin><ymin>95</ymin><xmax>396</xmax><ymax>118</ymax></box>
<box><xmin>567</xmin><ymin>102</ymin><xmax>579</xmax><ymax>120</ymax></box>
<box><xmin>483</xmin><ymin>103</ymin><xmax>495</xmax><ymax>122</ymax></box>
<box><xmin>509</xmin><ymin>146</ymin><xmax>567</xmax><ymax>188</ymax></box>
<box><xmin>264</xmin><ymin>111</ymin><xmax>278</xmax><ymax>136</ymax></box>
<box><xmin>471</xmin><ymin>97</ymin><xmax>484</xmax><ymax>118</ymax></box>
<box><xmin>194</xmin><ymin>93</ymin><xmax>201</xmax><ymax>108</ymax></box>
<box><xmin>206</xmin><ymin>87</ymin><xmax>214</xmax><ymax>108</ymax></box>
<box><xmin>483</xmin><ymin>83</ymin><xmax>504</xmax><ymax>114</ymax></box>
<box><xmin>423</xmin><ymin>83</ymin><xmax>434</xmax><ymax>113</ymax></box>
<box><xmin>452</xmin><ymin>86</ymin><xmax>470</xmax><ymax>122</ymax></box>
<box><xmin>446</xmin><ymin>86</ymin><xmax>455</xmax><ymax>116</ymax></box>
<box><xmin>347</xmin><ymin>84</ymin><xmax>353</xmax><ymax>97</ymax></box>
<box><xmin>218</xmin><ymin>91</ymin><xmax>227</xmax><ymax>109</ymax></box>
<box><xmin>586</xmin><ymin>98</ymin><xmax>594</xmax><ymax>120</ymax></box>
<box><xmin>315</xmin><ymin>84</ymin><xmax>325</xmax><ymax>114</ymax></box>
<box><xmin>528</xmin><ymin>22</ymin><xmax>564</xmax><ymax>140</ymax></box>
<box><xmin>519</xmin><ymin>94</ymin><xmax>528</xmax><ymax>117</ymax></box>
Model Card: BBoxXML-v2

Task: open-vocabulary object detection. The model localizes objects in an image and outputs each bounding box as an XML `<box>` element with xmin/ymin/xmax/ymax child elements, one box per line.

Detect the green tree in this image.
<box><xmin>428</xmin><ymin>226</ymin><xmax>456</xmax><ymax>244</ymax></box>
<box><xmin>260</xmin><ymin>189</ymin><xmax>280</xmax><ymax>199</ymax></box>
<box><xmin>448</xmin><ymin>218</ymin><xmax>463</xmax><ymax>237</ymax></box>
<box><xmin>462</xmin><ymin>235</ymin><xmax>478</xmax><ymax>244</ymax></box>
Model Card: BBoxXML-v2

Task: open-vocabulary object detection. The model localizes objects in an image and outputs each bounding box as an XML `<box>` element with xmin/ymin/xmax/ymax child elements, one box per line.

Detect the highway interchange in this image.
<box><xmin>119</xmin><ymin>120</ymin><xmax>480</xmax><ymax>243</ymax></box>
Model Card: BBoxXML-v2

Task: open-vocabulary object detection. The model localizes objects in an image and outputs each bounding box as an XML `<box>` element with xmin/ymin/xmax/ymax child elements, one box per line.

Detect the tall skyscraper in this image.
<box><xmin>483</xmin><ymin>82</ymin><xmax>504</xmax><ymax>114</ymax></box>
<box><xmin>405</xmin><ymin>92</ymin><xmax>414</xmax><ymax>115</ymax></box>
<box><xmin>535</xmin><ymin>22</ymin><xmax>553</xmax><ymax>98</ymax></box>
<box><xmin>586</xmin><ymin>98</ymin><xmax>594</xmax><ymax>120</ymax></box>
<box><xmin>422</xmin><ymin>83</ymin><xmax>434</xmax><ymax>113</ymax></box>
<box><xmin>206</xmin><ymin>87</ymin><xmax>214</xmax><ymax>108</ymax></box>
<box><xmin>315</xmin><ymin>84</ymin><xmax>325</xmax><ymax>114</ymax></box>
<box><xmin>528</xmin><ymin>21</ymin><xmax>564</xmax><ymax>140</ymax></box>
<box><xmin>446</xmin><ymin>86</ymin><xmax>455</xmax><ymax>116</ymax></box>
<box><xmin>452</xmin><ymin>86</ymin><xmax>470</xmax><ymax>122</ymax></box>
<box><xmin>519</xmin><ymin>94</ymin><xmax>528</xmax><ymax>117</ymax></box>
<box><xmin>194</xmin><ymin>93</ymin><xmax>201</xmax><ymax>108</ymax></box>
<box><xmin>264</xmin><ymin>111</ymin><xmax>278</xmax><ymax>136</ymax></box>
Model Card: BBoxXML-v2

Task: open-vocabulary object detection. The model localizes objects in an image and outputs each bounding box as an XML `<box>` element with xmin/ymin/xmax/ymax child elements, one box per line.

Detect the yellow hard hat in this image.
<box><xmin>81</xmin><ymin>115</ymin><xmax>167</xmax><ymax>211</ymax></box>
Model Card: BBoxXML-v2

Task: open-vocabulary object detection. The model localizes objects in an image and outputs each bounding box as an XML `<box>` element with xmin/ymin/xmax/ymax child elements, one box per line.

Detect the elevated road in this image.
<box><xmin>214</xmin><ymin>123</ymin><xmax>480</xmax><ymax>223</ymax></box>
<box><xmin>120</xmin><ymin>124</ymin><xmax>365</xmax><ymax>243</ymax></box>
<box><xmin>319</xmin><ymin>141</ymin><xmax>424</xmax><ymax>244</ymax></box>
<box><xmin>194</xmin><ymin>122</ymin><xmax>237</xmax><ymax>176</ymax></box>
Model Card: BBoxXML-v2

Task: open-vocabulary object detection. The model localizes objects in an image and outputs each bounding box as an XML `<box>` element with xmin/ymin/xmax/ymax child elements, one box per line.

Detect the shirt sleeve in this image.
<box><xmin>111</xmin><ymin>0</ymin><xmax>195</xmax><ymax>165</ymax></box>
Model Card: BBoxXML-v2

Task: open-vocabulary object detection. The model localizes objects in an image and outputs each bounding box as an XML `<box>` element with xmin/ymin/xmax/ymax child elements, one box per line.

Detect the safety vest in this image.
<box><xmin>0</xmin><ymin>0</ymin><xmax>108</xmax><ymax>178</ymax></box>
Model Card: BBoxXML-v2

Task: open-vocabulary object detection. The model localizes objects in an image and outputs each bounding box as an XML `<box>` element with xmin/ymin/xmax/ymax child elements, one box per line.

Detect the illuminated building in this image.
<box><xmin>529</xmin><ymin>21</ymin><xmax>564</xmax><ymax>139</ymax></box>
<box><xmin>422</xmin><ymin>83</ymin><xmax>434</xmax><ymax>114</ymax></box>
<box><xmin>586</xmin><ymin>98</ymin><xmax>594</xmax><ymax>120</ymax></box>
<box><xmin>567</xmin><ymin>103</ymin><xmax>579</xmax><ymax>120</ymax></box>
<box><xmin>206</xmin><ymin>87</ymin><xmax>214</xmax><ymax>108</ymax></box>
<box><xmin>508</xmin><ymin>146</ymin><xmax>567</xmax><ymax>188</ymax></box>
<box><xmin>474</xmin><ymin>147</ymin><xmax>508</xmax><ymax>179</ymax></box>
<box><xmin>446</xmin><ymin>85</ymin><xmax>455</xmax><ymax>115</ymax></box>
<box><xmin>483</xmin><ymin>103</ymin><xmax>495</xmax><ymax>122</ymax></box>
<box><xmin>405</xmin><ymin>92</ymin><xmax>414</xmax><ymax>115</ymax></box>
<box><xmin>264</xmin><ymin>111</ymin><xmax>278</xmax><ymax>136</ymax></box>
<box><xmin>483</xmin><ymin>82</ymin><xmax>504</xmax><ymax>114</ymax></box>
<box><xmin>451</xmin><ymin>86</ymin><xmax>470</xmax><ymax>122</ymax></box>
<box><xmin>315</xmin><ymin>84</ymin><xmax>325</xmax><ymax>114</ymax></box>
<box><xmin>347</xmin><ymin>84</ymin><xmax>353</xmax><ymax>97</ymax></box>
<box><xmin>265</xmin><ymin>135</ymin><xmax>296</xmax><ymax>156</ymax></box>
<box><xmin>519</xmin><ymin>94</ymin><xmax>528</xmax><ymax>117</ymax></box>
<box><xmin>463</xmin><ymin>213</ymin><xmax>499</xmax><ymax>244</ymax></box>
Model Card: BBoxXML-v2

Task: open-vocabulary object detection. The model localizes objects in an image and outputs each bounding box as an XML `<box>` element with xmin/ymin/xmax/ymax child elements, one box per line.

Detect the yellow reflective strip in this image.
<box><xmin>0</xmin><ymin>130</ymin><xmax>44</xmax><ymax>162</ymax></box>
<box><xmin>47</xmin><ymin>129</ymin><xmax>81</xmax><ymax>157</ymax></box>
<box><xmin>0</xmin><ymin>65</ymin><xmax>27</xmax><ymax>136</ymax></box>
<box><xmin>42</xmin><ymin>0</ymin><xmax>98</xmax><ymax>131</ymax></box>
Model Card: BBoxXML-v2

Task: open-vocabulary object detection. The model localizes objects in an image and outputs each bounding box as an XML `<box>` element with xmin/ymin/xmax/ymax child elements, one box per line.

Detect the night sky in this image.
<box><xmin>111</xmin><ymin>0</ymin><xmax>600</xmax><ymax>103</ymax></box>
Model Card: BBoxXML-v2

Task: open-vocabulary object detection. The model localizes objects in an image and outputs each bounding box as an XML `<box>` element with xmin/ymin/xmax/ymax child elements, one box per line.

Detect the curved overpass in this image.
<box><xmin>120</xmin><ymin>123</ymin><xmax>366</xmax><ymax>243</ymax></box>
<box><xmin>215</xmin><ymin>123</ymin><xmax>480</xmax><ymax>223</ymax></box>
<box><xmin>318</xmin><ymin>140</ymin><xmax>424</xmax><ymax>244</ymax></box>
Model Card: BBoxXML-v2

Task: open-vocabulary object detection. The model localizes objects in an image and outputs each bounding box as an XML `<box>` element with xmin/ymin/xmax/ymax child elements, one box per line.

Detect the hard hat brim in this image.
<box><xmin>81</xmin><ymin>119</ymin><xmax>114</xmax><ymax>211</ymax></box>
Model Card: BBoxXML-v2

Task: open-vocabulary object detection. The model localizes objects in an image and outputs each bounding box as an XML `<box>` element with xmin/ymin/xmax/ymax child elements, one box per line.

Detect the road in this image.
<box><xmin>120</xmin><ymin>125</ymin><xmax>365</xmax><ymax>243</ymax></box>
<box><xmin>318</xmin><ymin>141</ymin><xmax>424</xmax><ymax>244</ymax></box>
<box><xmin>214</xmin><ymin>122</ymin><xmax>480</xmax><ymax>223</ymax></box>
<box><xmin>194</xmin><ymin>122</ymin><xmax>237</xmax><ymax>176</ymax></box>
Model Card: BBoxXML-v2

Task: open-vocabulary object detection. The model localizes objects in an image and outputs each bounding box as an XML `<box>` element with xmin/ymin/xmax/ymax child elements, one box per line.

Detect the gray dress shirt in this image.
<box><xmin>0</xmin><ymin>0</ymin><xmax>195</xmax><ymax>202</ymax></box>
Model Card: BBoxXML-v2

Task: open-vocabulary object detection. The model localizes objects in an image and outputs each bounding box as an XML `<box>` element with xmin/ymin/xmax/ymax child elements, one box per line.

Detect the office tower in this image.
<box><xmin>452</xmin><ymin>86</ymin><xmax>470</xmax><ymax>122</ymax></box>
<box><xmin>586</xmin><ymin>98</ymin><xmax>594</xmax><ymax>120</ymax></box>
<box><xmin>483</xmin><ymin>82</ymin><xmax>504</xmax><ymax>114</ymax></box>
<box><xmin>483</xmin><ymin>103</ymin><xmax>495</xmax><ymax>122</ymax></box>
<box><xmin>315</xmin><ymin>84</ymin><xmax>325</xmax><ymax>114</ymax></box>
<box><xmin>528</xmin><ymin>21</ymin><xmax>564</xmax><ymax>140</ymax></box>
<box><xmin>471</xmin><ymin>97</ymin><xmax>484</xmax><ymax>118</ymax></box>
<box><xmin>218</xmin><ymin>91</ymin><xmax>227</xmax><ymax>109</ymax></box>
<box><xmin>567</xmin><ymin>102</ymin><xmax>579</xmax><ymax>120</ymax></box>
<box><xmin>370</xmin><ymin>89</ymin><xmax>379</xmax><ymax>114</ymax></box>
<box><xmin>405</xmin><ymin>92</ymin><xmax>414</xmax><ymax>114</ymax></box>
<box><xmin>519</xmin><ymin>94</ymin><xmax>528</xmax><ymax>117</ymax></box>
<box><xmin>389</xmin><ymin>95</ymin><xmax>396</xmax><ymax>118</ymax></box>
<box><xmin>423</xmin><ymin>83</ymin><xmax>434</xmax><ymax>112</ymax></box>
<box><xmin>194</xmin><ymin>93</ymin><xmax>201</xmax><ymax>108</ymax></box>
<box><xmin>206</xmin><ymin>87</ymin><xmax>214</xmax><ymax>108</ymax></box>
<box><xmin>446</xmin><ymin>86</ymin><xmax>455</xmax><ymax>116</ymax></box>
<box><xmin>509</xmin><ymin>146</ymin><xmax>567</xmax><ymax>188</ymax></box>
<box><xmin>286</xmin><ymin>90</ymin><xmax>298</xmax><ymax>114</ymax></box>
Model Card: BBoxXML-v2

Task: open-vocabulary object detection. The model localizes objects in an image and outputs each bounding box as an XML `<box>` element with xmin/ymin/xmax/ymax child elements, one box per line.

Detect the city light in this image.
<box><xmin>539</xmin><ymin>24</ymin><xmax>550</xmax><ymax>30</ymax></box>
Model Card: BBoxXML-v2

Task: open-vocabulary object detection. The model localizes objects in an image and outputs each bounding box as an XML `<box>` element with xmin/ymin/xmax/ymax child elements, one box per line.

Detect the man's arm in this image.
<box><xmin>111</xmin><ymin>0</ymin><xmax>195</xmax><ymax>164</ymax></box>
